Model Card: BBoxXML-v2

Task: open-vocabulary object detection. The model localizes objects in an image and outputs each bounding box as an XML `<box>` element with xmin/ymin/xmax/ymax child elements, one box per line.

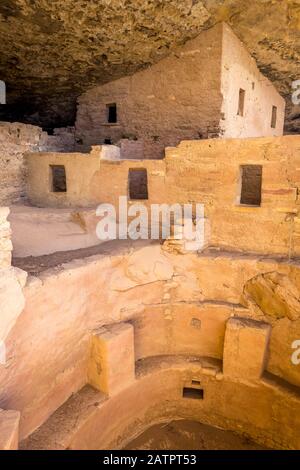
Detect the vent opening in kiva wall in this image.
<box><xmin>182</xmin><ymin>387</ymin><xmax>204</xmax><ymax>400</ymax></box>
<box><xmin>128</xmin><ymin>169</ymin><xmax>148</xmax><ymax>200</ymax></box>
<box><xmin>239</xmin><ymin>165</ymin><xmax>262</xmax><ymax>206</ymax></box>
<box><xmin>50</xmin><ymin>165</ymin><xmax>67</xmax><ymax>193</ymax></box>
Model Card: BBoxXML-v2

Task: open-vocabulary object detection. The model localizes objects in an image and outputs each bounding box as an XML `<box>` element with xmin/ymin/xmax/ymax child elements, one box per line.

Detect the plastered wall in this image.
<box><xmin>75</xmin><ymin>23</ymin><xmax>284</xmax><ymax>158</ymax></box>
<box><xmin>75</xmin><ymin>23</ymin><xmax>224</xmax><ymax>158</ymax></box>
<box><xmin>1</xmin><ymin>245</ymin><xmax>300</xmax><ymax>444</ymax></box>
<box><xmin>26</xmin><ymin>135</ymin><xmax>300</xmax><ymax>257</ymax></box>
<box><xmin>220</xmin><ymin>24</ymin><xmax>285</xmax><ymax>138</ymax></box>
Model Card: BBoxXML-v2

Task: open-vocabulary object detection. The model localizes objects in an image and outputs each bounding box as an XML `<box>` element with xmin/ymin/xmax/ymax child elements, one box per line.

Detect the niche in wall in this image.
<box><xmin>237</xmin><ymin>89</ymin><xmax>246</xmax><ymax>116</ymax></box>
<box><xmin>128</xmin><ymin>169</ymin><xmax>148</xmax><ymax>200</ymax></box>
<box><xmin>239</xmin><ymin>165</ymin><xmax>262</xmax><ymax>206</ymax></box>
<box><xmin>183</xmin><ymin>387</ymin><xmax>204</xmax><ymax>400</ymax></box>
<box><xmin>271</xmin><ymin>106</ymin><xmax>277</xmax><ymax>128</ymax></box>
<box><xmin>50</xmin><ymin>165</ymin><xmax>67</xmax><ymax>193</ymax></box>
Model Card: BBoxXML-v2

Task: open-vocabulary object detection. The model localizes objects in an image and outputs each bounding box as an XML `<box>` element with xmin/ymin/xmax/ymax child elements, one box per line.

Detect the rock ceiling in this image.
<box><xmin>0</xmin><ymin>0</ymin><xmax>299</xmax><ymax>131</ymax></box>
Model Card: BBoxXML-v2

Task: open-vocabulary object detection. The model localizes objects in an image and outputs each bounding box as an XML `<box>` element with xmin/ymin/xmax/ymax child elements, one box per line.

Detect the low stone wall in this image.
<box><xmin>0</xmin><ymin>207</ymin><xmax>26</xmax><ymax>347</ymax></box>
<box><xmin>0</xmin><ymin>123</ymin><xmax>43</xmax><ymax>205</ymax></box>
<box><xmin>0</xmin><ymin>207</ymin><xmax>12</xmax><ymax>268</ymax></box>
<box><xmin>26</xmin><ymin>135</ymin><xmax>300</xmax><ymax>257</ymax></box>
<box><xmin>0</xmin><ymin>122</ymin><xmax>75</xmax><ymax>205</ymax></box>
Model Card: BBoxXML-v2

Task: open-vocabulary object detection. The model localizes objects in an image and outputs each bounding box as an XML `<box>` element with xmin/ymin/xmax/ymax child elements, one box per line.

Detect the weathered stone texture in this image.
<box><xmin>88</xmin><ymin>323</ymin><xmax>135</xmax><ymax>396</ymax></box>
<box><xmin>0</xmin><ymin>207</ymin><xmax>12</xmax><ymax>268</ymax></box>
<box><xmin>26</xmin><ymin>135</ymin><xmax>300</xmax><ymax>257</ymax></box>
<box><xmin>0</xmin><ymin>409</ymin><xmax>20</xmax><ymax>450</ymax></box>
<box><xmin>2</xmin><ymin>245</ymin><xmax>300</xmax><ymax>441</ymax></box>
<box><xmin>223</xmin><ymin>317</ymin><xmax>271</xmax><ymax>380</ymax></box>
<box><xmin>76</xmin><ymin>23</ymin><xmax>284</xmax><ymax>157</ymax></box>
<box><xmin>0</xmin><ymin>1</ymin><xmax>298</xmax><ymax>132</ymax></box>
<box><xmin>0</xmin><ymin>122</ymin><xmax>75</xmax><ymax>205</ymax></box>
<box><xmin>0</xmin><ymin>122</ymin><xmax>44</xmax><ymax>205</ymax></box>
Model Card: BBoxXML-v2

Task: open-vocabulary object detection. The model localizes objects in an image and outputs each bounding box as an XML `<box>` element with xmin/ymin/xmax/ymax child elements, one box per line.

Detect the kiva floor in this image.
<box><xmin>125</xmin><ymin>420</ymin><xmax>267</xmax><ymax>450</ymax></box>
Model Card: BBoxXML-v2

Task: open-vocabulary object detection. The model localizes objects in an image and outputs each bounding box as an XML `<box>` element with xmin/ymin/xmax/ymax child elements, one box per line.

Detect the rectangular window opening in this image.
<box><xmin>237</xmin><ymin>89</ymin><xmax>245</xmax><ymax>116</ymax></box>
<box><xmin>183</xmin><ymin>387</ymin><xmax>204</xmax><ymax>400</ymax></box>
<box><xmin>271</xmin><ymin>105</ymin><xmax>277</xmax><ymax>128</ymax></box>
<box><xmin>191</xmin><ymin>380</ymin><xmax>201</xmax><ymax>386</ymax></box>
<box><xmin>50</xmin><ymin>165</ymin><xmax>67</xmax><ymax>193</ymax></box>
<box><xmin>107</xmin><ymin>103</ymin><xmax>117</xmax><ymax>123</ymax></box>
<box><xmin>240</xmin><ymin>165</ymin><xmax>262</xmax><ymax>207</ymax></box>
<box><xmin>128</xmin><ymin>168</ymin><xmax>148</xmax><ymax>200</ymax></box>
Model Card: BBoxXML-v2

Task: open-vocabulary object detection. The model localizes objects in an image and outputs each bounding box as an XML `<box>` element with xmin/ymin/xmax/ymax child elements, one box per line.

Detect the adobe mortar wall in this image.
<box><xmin>165</xmin><ymin>135</ymin><xmax>300</xmax><ymax>256</ymax></box>
<box><xmin>26</xmin><ymin>135</ymin><xmax>300</xmax><ymax>257</ymax></box>
<box><xmin>0</xmin><ymin>207</ymin><xmax>12</xmax><ymax>268</ymax></box>
<box><xmin>0</xmin><ymin>122</ymin><xmax>75</xmax><ymax>205</ymax></box>
<box><xmin>2</xmin><ymin>245</ymin><xmax>300</xmax><ymax>439</ymax></box>
<box><xmin>0</xmin><ymin>123</ymin><xmax>44</xmax><ymax>205</ymax></box>
<box><xmin>22</xmin><ymin>359</ymin><xmax>300</xmax><ymax>450</ymax></box>
<box><xmin>75</xmin><ymin>23</ymin><xmax>284</xmax><ymax>158</ymax></box>
<box><xmin>220</xmin><ymin>24</ymin><xmax>285</xmax><ymax>138</ymax></box>
<box><xmin>0</xmin><ymin>207</ymin><xmax>26</xmax><ymax>349</ymax></box>
<box><xmin>75</xmin><ymin>24</ymin><xmax>224</xmax><ymax>158</ymax></box>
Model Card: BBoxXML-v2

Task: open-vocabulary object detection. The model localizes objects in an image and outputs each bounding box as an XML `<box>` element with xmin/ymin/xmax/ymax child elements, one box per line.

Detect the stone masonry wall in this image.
<box><xmin>75</xmin><ymin>23</ymin><xmax>284</xmax><ymax>159</ymax></box>
<box><xmin>0</xmin><ymin>207</ymin><xmax>12</xmax><ymax>268</ymax></box>
<box><xmin>26</xmin><ymin>135</ymin><xmax>300</xmax><ymax>257</ymax></box>
<box><xmin>75</xmin><ymin>24</ymin><xmax>224</xmax><ymax>158</ymax></box>
<box><xmin>0</xmin><ymin>207</ymin><xmax>26</xmax><ymax>349</ymax></box>
<box><xmin>2</xmin><ymin>245</ymin><xmax>300</xmax><ymax>442</ymax></box>
<box><xmin>0</xmin><ymin>123</ymin><xmax>44</xmax><ymax>205</ymax></box>
<box><xmin>220</xmin><ymin>24</ymin><xmax>285</xmax><ymax>138</ymax></box>
<box><xmin>0</xmin><ymin>122</ymin><xmax>75</xmax><ymax>205</ymax></box>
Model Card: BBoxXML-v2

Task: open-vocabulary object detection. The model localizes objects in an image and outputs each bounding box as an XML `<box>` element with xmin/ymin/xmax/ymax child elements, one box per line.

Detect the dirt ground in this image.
<box><xmin>125</xmin><ymin>420</ymin><xmax>267</xmax><ymax>450</ymax></box>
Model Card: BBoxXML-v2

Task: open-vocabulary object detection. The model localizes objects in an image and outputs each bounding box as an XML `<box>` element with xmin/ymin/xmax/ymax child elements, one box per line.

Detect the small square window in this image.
<box><xmin>128</xmin><ymin>169</ymin><xmax>148</xmax><ymax>200</ymax></box>
<box><xmin>106</xmin><ymin>103</ymin><xmax>117</xmax><ymax>123</ymax></box>
<box><xmin>237</xmin><ymin>89</ymin><xmax>245</xmax><ymax>116</ymax></box>
<box><xmin>50</xmin><ymin>165</ymin><xmax>67</xmax><ymax>193</ymax></box>
<box><xmin>239</xmin><ymin>165</ymin><xmax>262</xmax><ymax>206</ymax></box>
<box><xmin>271</xmin><ymin>106</ymin><xmax>277</xmax><ymax>128</ymax></box>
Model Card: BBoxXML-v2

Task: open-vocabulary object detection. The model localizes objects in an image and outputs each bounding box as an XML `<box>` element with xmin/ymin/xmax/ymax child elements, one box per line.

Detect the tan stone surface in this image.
<box><xmin>223</xmin><ymin>317</ymin><xmax>271</xmax><ymax>380</ymax></box>
<box><xmin>76</xmin><ymin>23</ymin><xmax>284</xmax><ymax>157</ymax></box>
<box><xmin>243</xmin><ymin>272</ymin><xmax>300</xmax><ymax>321</ymax></box>
<box><xmin>0</xmin><ymin>409</ymin><xmax>20</xmax><ymax>450</ymax></box>
<box><xmin>0</xmin><ymin>122</ymin><xmax>76</xmax><ymax>206</ymax></box>
<box><xmin>26</xmin><ymin>135</ymin><xmax>300</xmax><ymax>257</ymax></box>
<box><xmin>1</xmin><ymin>244</ymin><xmax>299</xmax><ymax>441</ymax></box>
<box><xmin>220</xmin><ymin>24</ymin><xmax>285</xmax><ymax>138</ymax></box>
<box><xmin>0</xmin><ymin>1</ymin><xmax>298</xmax><ymax>133</ymax></box>
<box><xmin>20</xmin><ymin>357</ymin><xmax>300</xmax><ymax>450</ymax></box>
<box><xmin>9</xmin><ymin>205</ymin><xmax>102</xmax><ymax>257</ymax></box>
<box><xmin>0</xmin><ymin>207</ymin><xmax>12</xmax><ymax>268</ymax></box>
<box><xmin>88</xmin><ymin>323</ymin><xmax>135</xmax><ymax>396</ymax></box>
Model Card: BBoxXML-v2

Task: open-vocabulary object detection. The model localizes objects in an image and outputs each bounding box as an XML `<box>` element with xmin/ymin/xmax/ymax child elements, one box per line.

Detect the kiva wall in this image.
<box><xmin>2</xmin><ymin>245</ymin><xmax>300</xmax><ymax>441</ymax></box>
